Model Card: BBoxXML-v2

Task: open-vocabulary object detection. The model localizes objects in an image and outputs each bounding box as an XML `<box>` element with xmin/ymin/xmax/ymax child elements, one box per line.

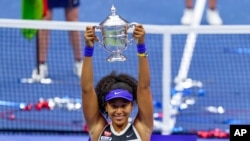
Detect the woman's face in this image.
<box><xmin>106</xmin><ymin>98</ymin><xmax>133</xmax><ymax>127</ymax></box>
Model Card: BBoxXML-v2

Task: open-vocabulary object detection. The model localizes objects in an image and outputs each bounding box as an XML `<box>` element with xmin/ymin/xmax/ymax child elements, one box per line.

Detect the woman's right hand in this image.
<box><xmin>84</xmin><ymin>26</ymin><xmax>98</xmax><ymax>47</ymax></box>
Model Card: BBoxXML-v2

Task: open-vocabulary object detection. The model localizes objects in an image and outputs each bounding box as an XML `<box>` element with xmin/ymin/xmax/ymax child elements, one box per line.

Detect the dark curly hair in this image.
<box><xmin>95</xmin><ymin>71</ymin><xmax>138</xmax><ymax>117</ymax></box>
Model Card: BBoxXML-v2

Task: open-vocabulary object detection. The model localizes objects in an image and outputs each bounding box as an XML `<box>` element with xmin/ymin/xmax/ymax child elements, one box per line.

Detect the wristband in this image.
<box><xmin>84</xmin><ymin>46</ymin><xmax>94</xmax><ymax>57</ymax></box>
<box><xmin>137</xmin><ymin>44</ymin><xmax>146</xmax><ymax>54</ymax></box>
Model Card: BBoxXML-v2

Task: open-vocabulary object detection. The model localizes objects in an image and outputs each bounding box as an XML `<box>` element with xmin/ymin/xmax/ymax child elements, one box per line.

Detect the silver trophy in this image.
<box><xmin>96</xmin><ymin>5</ymin><xmax>136</xmax><ymax>62</ymax></box>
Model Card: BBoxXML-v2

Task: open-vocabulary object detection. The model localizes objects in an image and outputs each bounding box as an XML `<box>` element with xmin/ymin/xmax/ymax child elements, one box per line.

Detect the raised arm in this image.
<box><xmin>81</xmin><ymin>26</ymin><xmax>106</xmax><ymax>136</ymax></box>
<box><xmin>133</xmin><ymin>25</ymin><xmax>154</xmax><ymax>133</ymax></box>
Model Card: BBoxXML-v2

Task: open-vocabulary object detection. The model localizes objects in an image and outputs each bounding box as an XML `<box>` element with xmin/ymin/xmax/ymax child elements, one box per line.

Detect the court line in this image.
<box><xmin>175</xmin><ymin>0</ymin><xmax>206</xmax><ymax>82</ymax></box>
<box><xmin>165</xmin><ymin>0</ymin><xmax>207</xmax><ymax>135</ymax></box>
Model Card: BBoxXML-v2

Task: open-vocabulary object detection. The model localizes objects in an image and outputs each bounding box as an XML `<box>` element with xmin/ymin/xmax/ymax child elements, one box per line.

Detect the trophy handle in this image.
<box><xmin>95</xmin><ymin>25</ymin><xmax>101</xmax><ymax>30</ymax></box>
<box><xmin>127</xmin><ymin>22</ymin><xmax>138</xmax><ymax>45</ymax></box>
<box><xmin>94</xmin><ymin>25</ymin><xmax>104</xmax><ymax>47</ymax></box>
<box><xmin>128</xmin><ymin>22</ymin><xmax>138</xmax><ymax>28</ymax></box>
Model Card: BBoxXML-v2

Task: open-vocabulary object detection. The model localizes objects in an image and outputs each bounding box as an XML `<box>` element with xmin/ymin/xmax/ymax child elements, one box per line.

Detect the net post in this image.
<box><xmin>161</xmin><ymin>32</ymin><xmax>173</xmax><ymax>135</ymax></box>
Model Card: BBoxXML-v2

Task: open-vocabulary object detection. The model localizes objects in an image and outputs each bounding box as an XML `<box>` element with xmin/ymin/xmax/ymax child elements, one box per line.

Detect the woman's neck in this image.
<box><xmin>111</xmin><ymin>120</ymin><xmax>129</xmax><ymax>133</ymax></box>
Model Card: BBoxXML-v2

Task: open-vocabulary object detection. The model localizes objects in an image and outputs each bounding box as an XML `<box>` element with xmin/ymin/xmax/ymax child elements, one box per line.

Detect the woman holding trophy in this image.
<box><xmin>81</xmin><ymin>24</ymin><xmax>154</xmax><ymax>141</ymax></box>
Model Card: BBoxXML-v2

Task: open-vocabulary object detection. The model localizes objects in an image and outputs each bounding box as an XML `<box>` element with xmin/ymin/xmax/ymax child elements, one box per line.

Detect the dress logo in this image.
<box><xmin>104</xmin><ymin>131</ymin><xmax>112</xmax><ymax>136</ymax></box>
<box><xmin>100</xmin><ymin>136</ymin><xmax>112</xmax><ymax>141</ymax></box>
<box><xmin>126</xmin><ymin>132</ymin><xmax>134</xmax><ymax>138</ymax></box>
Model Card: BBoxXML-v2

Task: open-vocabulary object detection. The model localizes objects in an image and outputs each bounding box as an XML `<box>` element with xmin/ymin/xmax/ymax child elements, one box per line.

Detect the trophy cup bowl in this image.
<box><xmin>96</xmin><ymin>5</ymin><xmax>136</xmax><ymax>62</ymax></box>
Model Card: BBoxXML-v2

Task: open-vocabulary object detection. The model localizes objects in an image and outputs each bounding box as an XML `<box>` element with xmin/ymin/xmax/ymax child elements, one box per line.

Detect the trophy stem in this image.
<box><xmin>107</xmin><ymin>53</ymin><xmax>127</xmax><ymax>62</ymax></box>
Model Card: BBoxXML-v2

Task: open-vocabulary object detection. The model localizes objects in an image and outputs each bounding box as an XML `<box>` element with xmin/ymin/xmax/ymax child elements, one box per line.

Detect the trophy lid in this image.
<box><xmin>100</xmin><ymin>5</ymin><xmax>129</xmax><ymax>26</ymax></box>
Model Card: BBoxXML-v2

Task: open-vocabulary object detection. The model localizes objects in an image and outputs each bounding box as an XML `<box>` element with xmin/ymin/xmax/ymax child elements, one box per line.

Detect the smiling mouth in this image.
<box><xmin>114</xmin><ymin>116</ymin><xmax>124</xmax><ymax>120</ymax></box>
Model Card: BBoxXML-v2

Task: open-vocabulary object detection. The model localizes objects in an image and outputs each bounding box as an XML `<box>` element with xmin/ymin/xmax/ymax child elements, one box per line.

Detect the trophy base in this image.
<box><xmin>106</xmin><ymin>54</ymin><xmax>127</xmax><ymax>62</ymax></box>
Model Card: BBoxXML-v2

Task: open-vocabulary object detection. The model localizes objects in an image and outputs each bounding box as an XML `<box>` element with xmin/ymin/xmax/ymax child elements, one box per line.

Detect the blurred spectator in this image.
<box><xmin>31</xmin><ymin>0</ymin><xmax>82</xmax><ymax>80</ymax></box>
<box><xmin>181</xmin><ymin>0</ymin><xmax>223</xmax><ymax>25</ymax></box>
